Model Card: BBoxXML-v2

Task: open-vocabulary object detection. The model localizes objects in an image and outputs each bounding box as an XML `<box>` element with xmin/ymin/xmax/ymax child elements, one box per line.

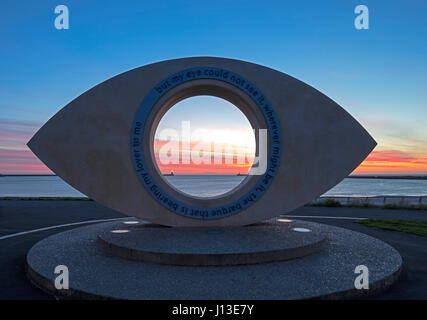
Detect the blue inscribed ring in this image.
<box><xmin>131</xmin><ymin>67</ymin><xmax>281</xmax><ymax>220</ymax></box>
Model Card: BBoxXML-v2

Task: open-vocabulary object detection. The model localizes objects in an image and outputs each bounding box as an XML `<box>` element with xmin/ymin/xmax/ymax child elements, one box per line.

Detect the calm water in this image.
<box><xmin>0</xmin><ymin>175</ymin><xmax>427</xmax><ymax>198</ymax></box>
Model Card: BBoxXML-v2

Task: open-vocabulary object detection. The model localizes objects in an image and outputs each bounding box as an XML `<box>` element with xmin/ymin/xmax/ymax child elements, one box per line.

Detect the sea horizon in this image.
<box><xmin>1</xmin><ymin>174</ymin><xmax>427</xmax><ymax>198</ymax></box>
<box><xmin>2</xmin><ymin>173</ymin><xmax>427</xmax><ymax>178</ymax></box>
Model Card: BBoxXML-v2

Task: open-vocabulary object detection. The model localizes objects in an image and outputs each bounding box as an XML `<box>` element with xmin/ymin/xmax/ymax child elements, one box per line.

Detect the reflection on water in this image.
<box><xmin>164</xmin><ymin>175</ymin><xmax>246</xmax><ymax>197</ymax></box>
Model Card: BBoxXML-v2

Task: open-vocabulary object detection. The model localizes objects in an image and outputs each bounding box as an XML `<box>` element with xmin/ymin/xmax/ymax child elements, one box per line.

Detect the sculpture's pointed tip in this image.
<box><xmin>366</xmin><ymin>130</ymin><xmax>377</xmax><ymax>154</ymax></box>
<box><xmin>26</xmin><ymin>131</ymin><xmax>39</xmax><ymax>155</ymax></box>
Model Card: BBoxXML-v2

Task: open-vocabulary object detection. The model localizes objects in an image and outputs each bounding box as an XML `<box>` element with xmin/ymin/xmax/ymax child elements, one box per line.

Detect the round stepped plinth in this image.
<box><xmin>97</xmin><ymin>219</ymin><xmax>327</xmax><ymax>266</ymax></box>
<box><xmin>26</xmin><ymin>219</ymin><xmax>403</xmax><ymax>300</ymax></box>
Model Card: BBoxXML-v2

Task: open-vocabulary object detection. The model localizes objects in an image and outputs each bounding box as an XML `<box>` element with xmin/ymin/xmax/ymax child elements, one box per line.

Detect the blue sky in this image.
<box><xmin>1</xmin><ymin>0</ymin><xmax>427</xmax><ymax>173</ymax></box>
<box><xmin>156</xmin><ymin>96</ymin><xmax>252</xmax><ymax>131</ymax></box>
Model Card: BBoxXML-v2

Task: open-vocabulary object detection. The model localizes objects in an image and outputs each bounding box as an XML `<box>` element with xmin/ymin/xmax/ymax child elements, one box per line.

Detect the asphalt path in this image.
<box><xmin>1</xmin><ymin>200</ymin><xmax>427</xmax><ymax>299</ymax></box>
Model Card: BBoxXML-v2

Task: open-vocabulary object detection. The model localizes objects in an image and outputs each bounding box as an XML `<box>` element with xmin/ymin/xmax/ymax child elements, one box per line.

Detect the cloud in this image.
<box><xmin>0</xmin><ymin>118</ymin><xmax>46</xmax><ymax>173</ymax></box>
<box><xmin>0</xmin><ymin>147</ymin><xmax>51</xmax><ymax>174</ymax></box>
<box><xmin>0</xmin><ymin>118</ymin><xmax>41</xmax><ymax>146</ymax></box>
<box><xmin>364</xmin><ymin>150</ymin><xmax>427</xmax><ymax>164</ymax></box>
<box><xmin>354</xmin><ymin>149</ymin><xmax>427</xmax><ymax>174</ymax></box>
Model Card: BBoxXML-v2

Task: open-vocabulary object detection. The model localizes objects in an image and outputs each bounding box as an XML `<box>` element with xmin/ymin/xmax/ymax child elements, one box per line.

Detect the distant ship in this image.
<box><xmin>163</xmin><ymin>171</ymin><xmax>175</xmax><ymax>176</ymax></box>
<box><xmin>237</xmin><ymin>172</ymin><xmax>248</xmax><ymax>176</ymax></box>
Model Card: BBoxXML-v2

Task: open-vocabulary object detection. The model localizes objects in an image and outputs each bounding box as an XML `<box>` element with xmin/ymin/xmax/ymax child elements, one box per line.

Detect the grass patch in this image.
<box><xmin>356</xmin><ymin>219</ymin><xmax>427</xmax><ymax>237</ymax></box>
<box><xmin>0</xmin><ymin>196</ymin><xmax>92</xmax><ymax>201</ymax></box>
<box><xmin>382</xmin><ymin>200</ymin><xmax>427</xmax><ymax>210</ymax></box>
<box><xmin>309</xmin><ymin>198</ymin><xmax>342</xmax><ymax>207</ymax></box>
<box><xmin>307</xmin><ymin>199</ymin><xmax>427</xmax><ymax>210</ymax></box>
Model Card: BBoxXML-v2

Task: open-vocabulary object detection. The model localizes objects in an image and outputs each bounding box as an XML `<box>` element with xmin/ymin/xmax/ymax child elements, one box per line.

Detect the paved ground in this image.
<box><xmin>1</xmin><ymin>200</ymin><xmax>427</xmax><ymax>299</ymax></box>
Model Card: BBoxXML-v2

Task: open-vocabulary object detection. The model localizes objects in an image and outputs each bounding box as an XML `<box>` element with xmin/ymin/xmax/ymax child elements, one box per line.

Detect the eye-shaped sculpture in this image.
<box><xmin>28</xmin><ymin>57</ymin><xmax>376</xmax><ymax>227</ymax></box>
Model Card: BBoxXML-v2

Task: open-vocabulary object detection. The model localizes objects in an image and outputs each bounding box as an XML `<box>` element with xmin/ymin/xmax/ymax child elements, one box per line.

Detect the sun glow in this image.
<box><xmin>153</xmin><ymin>96</ymin><xmax>256</xmax><ymax>175</ymax></box>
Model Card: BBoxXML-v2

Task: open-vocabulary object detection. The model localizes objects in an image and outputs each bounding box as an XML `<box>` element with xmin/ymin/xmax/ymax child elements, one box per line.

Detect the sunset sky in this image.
<box><xmin>154</xmin><ymin>96</ymin><xmax>256</xmax><ymax>175</ymax></box>
<box><xmin>1</xmin><ymin>1</ymin><xmax>426</xmax><ymax>175</ymax></box>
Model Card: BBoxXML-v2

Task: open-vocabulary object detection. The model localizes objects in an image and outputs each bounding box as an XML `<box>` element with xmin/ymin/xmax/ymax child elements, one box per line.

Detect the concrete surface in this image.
<box><xmin>26</xmin><ymin>219</ymin><xmax>401</xmax><ymax>299</ymax></box>
<box><xmin>97</xmin><ymin>219</ymin><xmax>327</xmax><ymax>265</ymax></box>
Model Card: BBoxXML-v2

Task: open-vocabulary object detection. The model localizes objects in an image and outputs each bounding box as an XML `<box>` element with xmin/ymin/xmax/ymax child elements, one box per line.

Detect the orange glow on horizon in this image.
<box><xmin>1</xmin><ymin>132</ymin><xmax>427</xmax><ymax>175</ymax></box>
<box><xmin>353</xmin><ymin>150</ymin><xmax>427</xmax><ymax>175</ymax></box>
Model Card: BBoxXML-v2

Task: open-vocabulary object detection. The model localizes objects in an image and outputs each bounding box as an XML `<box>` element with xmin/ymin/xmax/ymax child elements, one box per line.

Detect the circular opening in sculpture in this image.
<box><xmin>133</xmin><ymin>69</ymin><xmax>279</xmax><ymax>219</ymax></box>
<box><xmin>153</xmin><ymin>95</ymin><xmax>256</xmax><ymax>198</ymax></box>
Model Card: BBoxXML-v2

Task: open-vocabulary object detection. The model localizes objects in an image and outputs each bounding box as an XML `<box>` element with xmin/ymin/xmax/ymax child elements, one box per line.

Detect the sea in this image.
<box><xmin>1</xmin><ymin>175</ymin><xmax>427</xmax><ymax>198</ymax></box>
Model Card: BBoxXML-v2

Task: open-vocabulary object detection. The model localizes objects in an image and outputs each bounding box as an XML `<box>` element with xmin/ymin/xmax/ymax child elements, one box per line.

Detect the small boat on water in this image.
<box><xmin>163</xmin><ymin>171</ymin><xmax>175</xmax><ymax>176</ymax></box>
<box><xmin>237</xmin><ymin>172</ymin><xmax>248</xmax><ymax>176</ymax></box>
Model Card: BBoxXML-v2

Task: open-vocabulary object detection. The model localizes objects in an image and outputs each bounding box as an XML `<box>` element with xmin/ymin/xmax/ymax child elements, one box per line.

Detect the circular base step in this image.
<box><xmin>97</xmin><ymin>219</ymin><xmax>326</xmax><ymax>266</ymax></box>
<box><xmin>26</xmin><ymin>219</ymin><xmax>402</xmax><ymax>300</ymax></box>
